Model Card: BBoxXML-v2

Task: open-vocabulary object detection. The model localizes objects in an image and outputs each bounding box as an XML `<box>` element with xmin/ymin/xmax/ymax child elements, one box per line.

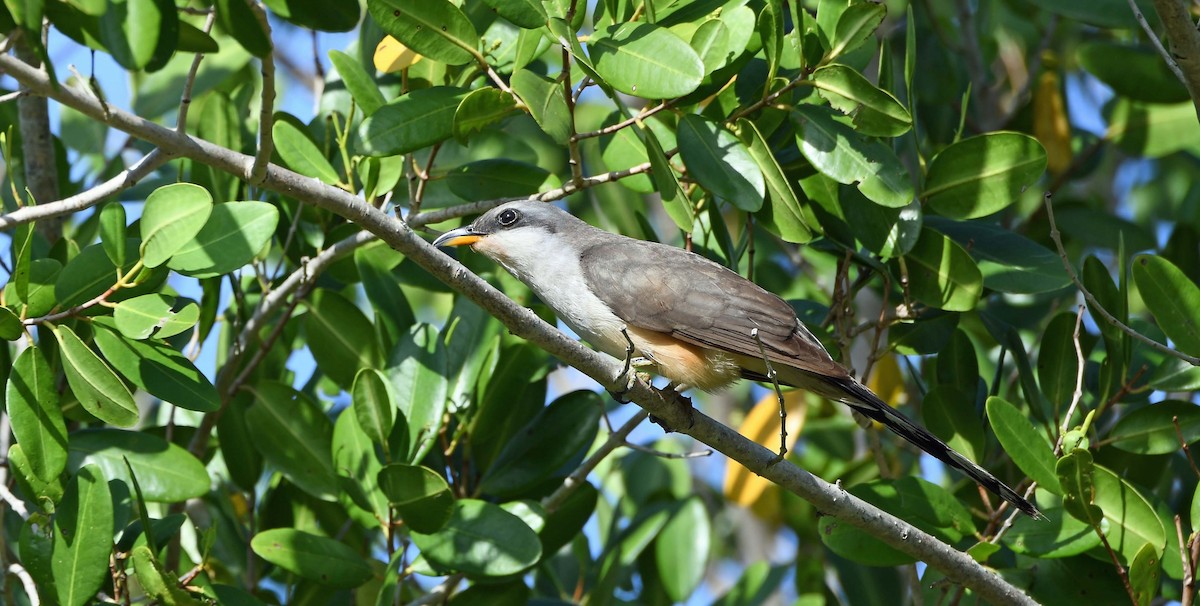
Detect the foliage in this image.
<box><xmin>0</xmin><ymin>0</ymin><xmax>1199</xmax><ymax>604</ymax></box>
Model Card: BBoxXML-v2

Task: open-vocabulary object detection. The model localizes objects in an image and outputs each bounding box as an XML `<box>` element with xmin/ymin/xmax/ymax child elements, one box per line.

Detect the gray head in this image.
<box><xmin>431</xmin><ymin>201</ymin><xmax>593</xmax><ymax>257</ymax></box>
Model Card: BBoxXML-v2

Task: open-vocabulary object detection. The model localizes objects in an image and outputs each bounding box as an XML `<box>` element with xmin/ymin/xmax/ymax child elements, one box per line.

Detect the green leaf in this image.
<box><xmin>813</xmin><ymin>64</ymin><xmax>911</xmax><ymax>137</ymax></box>
<box><xmin>351</xmin><ymin>368</ymin><xmax>396</xmax><ymax>454</ymax></box>
<box><xmin>166</xmin><ymin>201</ymin><xmax>279</xmax><ymax>278</ymax></box>
<box><xmin>926</xmin><ymin>217</ymin><xmax>1069</xmax><ymax>294</ymax></box>
<box><xmin>899</xmin><ymin>228</ymin><xmax>982</xmax><ymax>312</ymax></box>
<box><xmin>540</xmin><ymin>480</ymin><xmax>597</xmax><ymax>556</ymax></box>
<box><xmin>922</xmin><ymin>385</ymin><xmax>983</xmax><ymax>464</ymax></box>
<box><xmin>510</xmin><ymin>69</ymin><xmax>571</xmax><ymax>144</ymax></box>
<box><xmin>828</xmin><ymin>1</ymin><xmax>884</xmax><ymax>60</ymax></box>
<box><xmin>387</xmin><ymin>323</ymin><xmax>447</xmax><ymax>464</ymax></box>
<box><xmin>6</xmin><ymin>346</ymin><xmax>68</xmax><ymax>483</ymax></box>
<box><xmin>1129</xmin><ymin>542</ymin><xmax>1161</xmax><ymax>605</ymax></box>
<box><xmin>262</xmin><ymin>0</ymin><xmax>360</xmax><ymax>32</ymax></box>
<box><xmin>99</xmin><ymin>0</ymin><xmax>173</xmax><ymax>70</ymax></box>
<box><xmin>273</xmin><ymin>115</ymin><xmax>340</xmax><ymax>185</ymax></box>
<box><xmin>923</xmin><ymin>132</ymin><xmax>1047</xmax><ymax>220</ymax></box>
<box><xmin>690</xmin><ymin>18</ymin><xmax>734</xmax><ymax>73</ymax></box>
<box><xmin>889</xmin><ymin>313</ymin><xmax>958</xmax><ymax>355</ymax></box>
<box><xmin>678</xmin><ymin>114</ymin><xmax>764</xmax><ymax>211</ymax></box>
<box><xmin>53</xmin><ymin>464</ymin><xmax>113</xmax><ymax>606</ymax></box>
<box><xmin>643</xmin><ymin>124</ymin><xmax>693</xmax><ymax>230</ymax></box>
<box><xmin>216</xmin><ymin>0</ymin><xmax>270</xmax><ymax>57</ymax></box>
<box><xmin>53</xmin><ymin>325</ymin><xmax>139</xmax><ymax>427</ymax></box>
<box><xmin>479</xmin><ymin>390</ymin><xmax>603</xmax><ymax>498</ymax></box>
<box><xmin>366</xmin><ymin>0</ymin><xmax>477</xmax><ymax>65</ymax></box>
<box><xmin>820</xmin><ymin>515</ymin><xmax>913</xmax><ymax>566</ymax></box>
<box><xmin>791</xmin><ymin>104</ymin><xmax>912</xmax><ymax>208</ymax></box>
<box><xmin>1078</xmin><ymin>42</ymin><xmax>1188</xmax><ymax>104</ymax></box>
<box><xmin>409</xmin><ymin>499</ymin><xmax>541</xmax><ymax>577</ymax></box>
<box><xmin>1132</xmin><ymin>254</ymin><xmax>1200</xmax><ymax>356</ymax></box>
<box><xmin>358</xmin><ymin>87</ymin><xmax>467</xmax><ymax>156</ymax></box>
<box><xmin>1109</xmin><ymin>400</ymin><xmax>1200</xmax><ymax>454</ymax></box>
<box><xmin>453</xmin><ymin>87</ymin><xmax>518</xmax><ymax>142</ymax></box>
<box><xmin>377</xmin><ymin>463</ymin><xmax>454</xmax><ymax>533</ymax></box>
<box><xmin>1093</xmin><ymin>464</ymin><xmax>1167</xmax><ymax>564</ymax></box>
<box><xmin>328</xmin><ymin>49</ymin><xmax>386</xmax><ymax>116</ymax></box>
<box><xmin>251</xmin><ymin>529</ymin><xmax>373</xmax><ymax>588</ymax></box>
<box><xmin>985</xmin><ymin>396</ymin><xmax>1059</xmax><ymax>493</ymax></box>
<box><xmin>733</xmin><ymin>118</ymin><xmax>813</xmax><ymax>243</ymax></box>
<box><xmin>19</xmin><ymin>518</ymin><xmax>56</xmax><ymax>601</ymax></box>
<box><xmin>481</xmin><ymin>0</ymin><xmax>545</xmax><ymax>28</ymax></box>
<box><xmin>305</xmin><ymin>289</ymin><xmax>381</xmax><ymax>387</ymax></box>
<box><xmin>656</xmin><ymin>498</ymin><xmax>711</xmax><ymax>602</ymax></box>
<box><xmin>1057</xmin><ymin>448</ymin><xmax>1104</xmax><ymax>526</ymax></box>
<box><xmin>1108</xmin><ymin>100</ymin><xmax>1200</xmax><ymax>158</ymax></box>
<box><xmin>54</xmin><ymin>240</ymin><xmax>133</xmax><ymax>308</ymax></box>
<box><xmin>98</xmin><ymin>202</ymin><xmax>127</xmax><ymax>268</ymax></box>
<box><xmin>0</xmin><ymin>305</ymin><xmax>20</xmax><ymax>340</ymax></box>
<box><xmin>354</xmin><ymin>246</ymin><xmax>416</xmax><ymax>344</ymax></box>
<box><xmin>112</xmin><ymin>293</ymin><xmax>173</xmax><ymax>339</ymax></box>
<box><xmin>1003</xmin><ymin>500</ymin><xmax>1100</xmax><ymax>557</ymax></box>
<box><xmin>132</xmin><ymin>545</ymin><xmax>203</xmax><ymax>605</ymax></box>
<box><xmin>589</xmin><ymin>22</ymin><xmax>704</xmax><ymax>99</ymax></box>
<box><xmin>332</xmin><ymin>407</ymin><xmax>388</xmax><ymax>520</ymax></box>
<box><xmin>445</xmin><ymin>159</ymin><xmax>557</xmax><ymax>201</ymax></box>
<box><xmin>92</xmin><ymin>321</ymin><xmax>219</xmax><ymax>413</ymax></box>
<box><xmin>245</xmin><ymin>382</ymin><xmax>339</xmax><ymax>500</ymax></box>
<box><xmin>1037</xmin><ymin>312</ymin><xmax>1081</xmax><ymax>410</ymax></box>
<box><xmin>68</xmin><ymin>429</ymin><xmax>209</xmax><ymax>501</ymax></box>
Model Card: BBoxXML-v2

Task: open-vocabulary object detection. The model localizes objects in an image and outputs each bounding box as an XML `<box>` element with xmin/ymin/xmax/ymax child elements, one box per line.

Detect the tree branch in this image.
<box><xmin>0</xmin><ymin>52</ymin><xmax>1037</xmax><ymax>605</ymax></box>
<box><xmin>14</xmin><ymin>43</ymin><xmax>61</xmax><ymax>242</ymax></box>
<box><xmin>1146</xmin><ymin>0</ymin><xmax>1200</xmax><ymax>122</ymax></box>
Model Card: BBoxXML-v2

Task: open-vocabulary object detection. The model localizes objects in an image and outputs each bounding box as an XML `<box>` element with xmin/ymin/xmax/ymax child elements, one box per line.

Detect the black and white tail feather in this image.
<box><xmin>827</xmin><ymin>376</ymin><xmax>1044</xmax><ymax>519</ymax></box>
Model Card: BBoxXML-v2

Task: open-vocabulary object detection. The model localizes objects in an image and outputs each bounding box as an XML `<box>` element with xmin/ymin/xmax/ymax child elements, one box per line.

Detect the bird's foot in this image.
<box><xmin>649</xmin><ymin>383</ymin><xmax>695</xmax><ymax>433</ymax></box>
<box><xmin>609</xmin><ymin>361</ymin><xmax>652</xmax><ymax>404</ymax></box>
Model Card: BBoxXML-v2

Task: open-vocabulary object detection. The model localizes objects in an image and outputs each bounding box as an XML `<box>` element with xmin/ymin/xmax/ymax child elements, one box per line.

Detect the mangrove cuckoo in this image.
<box><xmin>433</xmin><ymin>201</ymin><xmax>1041</xmax><ymax>518</ymax></box>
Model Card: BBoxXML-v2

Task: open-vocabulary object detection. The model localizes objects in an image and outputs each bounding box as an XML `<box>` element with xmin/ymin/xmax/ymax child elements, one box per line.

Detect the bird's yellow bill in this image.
<box><xmin>439</xmin><ymin>234</ymin><xmax>481</xmax><ymax>247</ymax></box>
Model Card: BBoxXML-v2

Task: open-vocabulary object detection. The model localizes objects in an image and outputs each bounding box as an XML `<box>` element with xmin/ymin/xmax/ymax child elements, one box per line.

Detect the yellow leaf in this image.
<box><xmin>724</xmin><ymin>390</ymin><xmax>808</xmax><ymax>518</ymax></box>
<box><xmin>1034</xmin><ymin>68</ymin><xmax>1072</xmax><ymax>175</ymax></box>
<box><xmin>865</xmin><ymin>353</ymin><xmax>906</xmax><ymax>408</ymax></box>
<box><xmin>374</xmin><ymin>36</ymin><xmax>423</xmax><ymax>73</ymax></box>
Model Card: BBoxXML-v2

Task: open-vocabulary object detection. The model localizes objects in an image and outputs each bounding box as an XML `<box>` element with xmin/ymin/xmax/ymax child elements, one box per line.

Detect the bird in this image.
<box><xmin>432</xmin><ymin>200</ymin><xmax>1042</xmax><ymax>518</ymax></box>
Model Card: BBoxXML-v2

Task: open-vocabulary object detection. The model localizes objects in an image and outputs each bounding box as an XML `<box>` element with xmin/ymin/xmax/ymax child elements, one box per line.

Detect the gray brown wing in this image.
<box><xmin>579</xmin><ymin>239</ymin><xmax>846</xmax><ymax>378</ymax></box>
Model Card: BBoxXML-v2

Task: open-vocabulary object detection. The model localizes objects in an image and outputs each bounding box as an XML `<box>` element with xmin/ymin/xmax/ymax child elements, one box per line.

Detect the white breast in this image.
<box><xmin>474</xmin><ymin>227</ymin><xmax>630</xmax><ymax>358</ymax></box>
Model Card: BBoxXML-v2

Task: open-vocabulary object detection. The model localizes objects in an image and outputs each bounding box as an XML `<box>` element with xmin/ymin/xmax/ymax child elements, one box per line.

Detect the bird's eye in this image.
<box><xmin>497</xmin><ymin>208</ymin><xmax>520</xmax><ymax>226</ymax></box>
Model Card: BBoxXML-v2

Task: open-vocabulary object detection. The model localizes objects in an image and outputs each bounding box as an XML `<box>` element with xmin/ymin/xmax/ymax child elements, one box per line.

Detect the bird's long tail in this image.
<box><xmin>827</xmin><ymin>376</ymin><xmax>1043</xmax><ymax>519</ymax></box>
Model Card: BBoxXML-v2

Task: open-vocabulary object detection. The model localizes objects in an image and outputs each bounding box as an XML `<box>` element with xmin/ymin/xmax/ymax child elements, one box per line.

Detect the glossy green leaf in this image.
<box><xmin>1129</xmin><ymin>542</ymin><xmax>1161</xmax><ymax>604</ymax></box>
<box><xmin>985</xmin><ymin>396</ymin><xmax>1058</xmax><ymax>494</ymax></box>
<box><xmin>1078</xmin><ymin>42</ymin><xmax>1188</xmax><ymax>104</ymax></box>
<box><xmin>589</xmin><ymin>22</ymin><xmax>704</xmax><ymax>99</ymax></box>
<box><xmin>1093</xmin><ymin>464</ymin><xmax>1166</xmax><ymax>564</ymax></box>
<box><xmin>1037</xmin><ymin>0</ymin><xmax>1155</xmax><ymax>28</ymax></box>
<box><xmin>19</xmin><ymin>518</ymin><xmax>55</xmax><ymax>601</ymax></box>
<box><xmin>331</xmin><ymin>409</ymin><xmax>388</xmax><ymax>521</ymax></box>
<box><xmin>351</xmin><ymin>368</ymin><xmax>396</xmax><ymax>454</ymax></box>
<box><xmin>1108</xmin><ymin>99</ymin><xmax>1200</xmax><ymax>158</ymax></box>
<box><xmin>889</xmin><ymin>313</ymin><xmax>958</xmax><ymax>356</ymax></box>
<box><xmin>926</xmin><ymin>217</ymin><xmax>1069</xmax><ymax>294</ymax></box>
<box><xmin>678</xmin><ymin>114</ymin><xmax>764</xmax><ymax>211</ymax></box>
<box><xmin>377</xmin><ymin>463</ymin><xmax>454</xmax><ymax>533</ymax></box>
<box><xmin>99</xmin><ymin>0</ymin><xmax>174</xmax><ymax>70</ymax></box>
<box><xmin>92</xmin><ymin>321</ymin><xmax>219</xmax><ymax>412</ymax></box>
<box><xmin>644</xmin><ymin>124</ymin><xmax>693</xmax><ymax>230</ymax></box>
<box><xmin>690</xmin><ymin>18</ymin><xmax>735</xmax><ymax>73</ymax></box>
<box><xmin>166</xmin><ymin>201</ymin><xmax>279</xmax><ymax>278</ymax></box>
<box><xmin>53</xmin><ymin>325</ymin><xmax>139</xmax><ymax>427</ymax></box>
<box><xmin>655</xmin><ymin>497</ymin><xmax>711</xmax><ymax>601</ymax></box>
<box><xmin>245</xmin><ymin>382</ymin><xmax>338</xmax><ymax>500</ymax></box>
<box><xmin>53</xmin><ymin>464</ymin><xmax>113</xmax><ymax>606</ymax></box>
<box><xmin>354</xmin><ymin>246</ymin><xmax>416</xmax><ymax>344</ymax></box>
<box><xmin>1109</xmin><ymin>400</ymin><xmax>1200</xmax><ymax>454</ymax></box>
<box><xmin>1057</xmin><ymin>448</ymin><xmax>1104</xmax><ymax>526</ymax></box>
<box><xmin>251</xmin><ymin>529</ymin><xmax>373</xmax><ymax>588</ymax></box>
<box><xmin>328</xmin><ymin>49</ymin><xmax>386</xmax><ymax>116</ymax></box>
<box><xmin>819</xmin><ymin>515</ymin><xmax>913</xmax><ymax>566</ymax></box>
<box><xmin>1037</xmin><ymin>312</ymin><xmax>1081</xmax><ymax>409</ymax></box>
<box><xmin>1003</xmin><ymin>500</ymin><xmax>1099</xmax><ymax>557</ymax></box>
<box><xmin>453</xmin><ymin>87</ymin><xmax>517</xmax><ymax>142</ymax></box>
<box><xmin>54</xmin><ymin>241</ymin><xmax>133</xmax><ymax>308</ymax></box>
<box><xmin>0</xmin><ymin>305</ymin><xmax>20</xmax><ymax>340</ymax></box>
<box><xmin>273</xmin><ymin>115</ymin><xmax>340</xmax><ymax>185</ymax></box>
<box><xmin>367</xmin><ymin>0</ymin><xmax>477</xmax><ymax>65</ymax></box>
<box><xmin>813</xmin><ymin>64</ymin><xmax>911</xmax><ymax>137</ymax></box>
<box><xmin>481</xmin><ymin>0</ymin><xmax>545</xmax><ymax>28</ymax></box>
<box><xmin>540</xmin><ymin>480</ymin><xmax>597</xmax><ymax>556</ymax></box>
<box><xmin>734</xmin><ymin>118</ymin><xmax>813</xmax><ymax>243</ymax></box>
<box><xmin>176</xmin><ymin>19</ymin><xmax>218</xmax><ymax>53</ymax></box>
<box><xmin>1148</xmin><ymin>357</ymin><xmax>1200</xmax><ymax>391</ymax></box>
<box><xmin>6</xmin><ymin>346</ymin><xmax>68</xmax><ymax>482</ymax></box>
<box><xmin>216</xmin><ymin>0</ymin><xmax>270</xmax><ymax>57</ymax></box>
<box><xmin>358</xmin><ymin>87</ymin><xmax>467</xmax><ymax>156</ymax></box>
<box><xmin>479</xmin><ymin>390</ymin><xmax>603</xmax><ymax>497</ymax></box>
<box><xmin>262</xmin><ymin>0</ymin><xmax>359</xmax><ymax>32</ymax></box>
<box><xmin>112</xmin><ymin>293</ymin><xmax>174</xmax><ymax>339</ymax></box>
<box><xmin>16</xmin><ymin>258</ymin><xmax>58</xmax><ymax>318</ymax></box>
<box><xmin>98</xmin><ymin>202</ymin><xmax>127</xmax><ymax>267</ymax></box>
<box><xmin>387</xmin><ymin>323</ymin><xmax>447</xmax><ymax>464</ymax></box>
<box><xmin>469</xmin><ymin>341</ymin><xmax>546</xmax><ymax>470</ymax></box>
<box><xmin>828</xmin><ymin>1</ymin><xmax>884</xmax><ymax>60</ymax></box>
<box><xmin>899</xmin><ymin>228</ymin><xmax>982</xmax><ymax>312</ymax></box>
<box><xmin>409</xmin><ymin>499</ymin><xmax>541</xmax><ymax>577</ymax></box>
<box><xmin>304</xmin><ymin>289</ymin><xmax>381</xmax><ymax>387</ymax></box>
<box><xmin>1132</xmin><ymin>255</ymin><xmax>1200</xmax><ymax>356</ymax></box>
<box><xmin>923</xmin><ymin>133</ymin><xmax>1047</xmax><ymax>219</ymax></box>
<box><xmin>510</xmin><ymin>69</ymin><xmax>571</xmax><ymax>144</ymax></box>
<box><xmin>445</xmin><ymin>159</ymin><xmax>557</xmax><ymax>201</ymax></box>
<box><xmin>132</xmin><ymin>545</ymin><xmax>203</xmax><ymax>605</ymax></box>
<box><xmin>791</xmin><ymin>104</ymin><xmax>912</xmax><ymax>208</ymax></box>
<box><xmin>68</xmin><ymin>429</ymin><xmax>208</xmax><ymax>501</ymax></box>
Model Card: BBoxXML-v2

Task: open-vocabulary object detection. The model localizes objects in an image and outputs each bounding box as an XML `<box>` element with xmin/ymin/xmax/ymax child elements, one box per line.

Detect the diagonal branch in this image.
<box><xmin>1147</xmin><ymin>0</ymin><xmax>1200</xmax><ymax>123</ymax></box>
<box><xmin>0</xmin><ymin>51</ymin><xmax>1037</xmax><ymax>605</ymax></box>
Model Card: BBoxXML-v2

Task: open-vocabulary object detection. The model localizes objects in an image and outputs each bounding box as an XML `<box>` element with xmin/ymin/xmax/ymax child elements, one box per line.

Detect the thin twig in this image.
<box><xmin>1177</xmin><ymin>515</ymin><xmax>1196</xmax><ymax>606</ymax></box>
<box><xmin>1175</xmin><ymin>416</ymin><xmax>1200</xmax><ymax>479</ymax></box>
<box><xmin>247</xmin><ymin>1</ymin><xmax>276</xmax><ymax>185</ymax></box>
<box><xmin>176</xmin><ymin>12</ymin><xmax>217</xmax><ymax>134</ymax></box>
<box><xmin>750</xmin><ymin>327</ymin><xmax>789</xmax><ymax>462</ymax></box>
<box><xmin>1127</xmin><ymin>0</ymin><xmax>1189</xmax><ymax>88</ymax></box>
<box><xmin>572</xmin><ymin>101</ymin><xmax>670</xmax><ymax>142</ymax></box>
<box><xmin>1044</xmin><ymin>193</ymin><xmax>1200</xmax><ymax>366</ymax></box>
